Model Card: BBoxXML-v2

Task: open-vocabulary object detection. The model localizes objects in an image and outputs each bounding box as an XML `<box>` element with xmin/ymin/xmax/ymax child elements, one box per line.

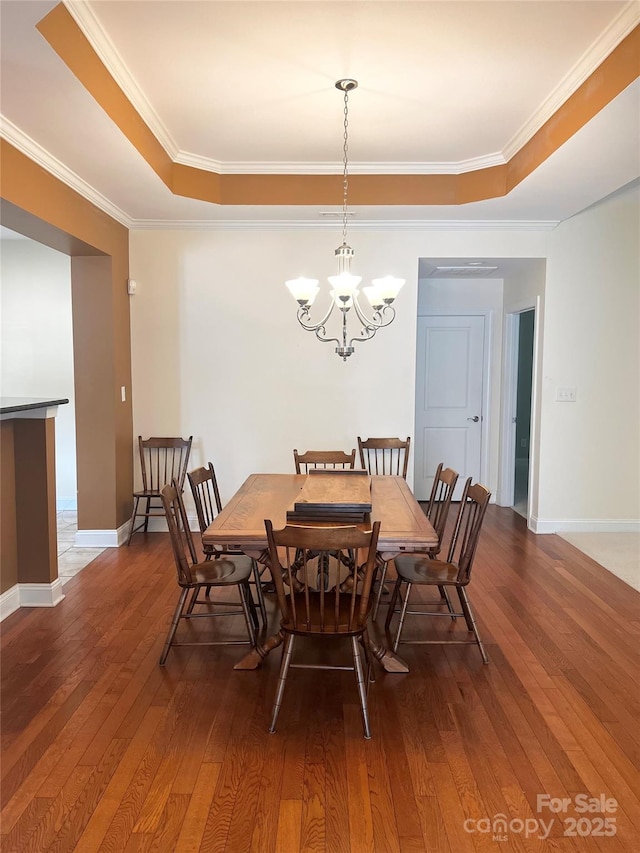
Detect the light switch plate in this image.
<box><xmin>556</xmin><ymin>387</ymin><xmax>577</xmax><ymax>402</ymax></box>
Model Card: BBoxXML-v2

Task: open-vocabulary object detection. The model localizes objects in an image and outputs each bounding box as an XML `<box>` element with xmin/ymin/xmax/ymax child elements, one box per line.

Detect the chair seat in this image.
<box><xmin>189</xmin><ymin>555</ymin><xmax>254</xmax><ymax>586</ymax></box>
<box><xmin>394</xmin><ymin>555</ymin><xmax>460</xmax><ymax>585</ymax></box>
<box><xmin>281</xmin><ymin>591</ymin><xmax>368</xmax><ymax>635</ymax></box>
<box><xmin>132</xmin><ymin>489</ymin><xmax>163</xmax><ymax>498</ymax></box>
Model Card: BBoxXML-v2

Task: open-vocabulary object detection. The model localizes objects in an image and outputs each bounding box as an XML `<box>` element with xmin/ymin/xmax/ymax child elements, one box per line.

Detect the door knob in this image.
<box><xmin>467</xmin><ymin>416</ymin><xmax>480</xmax><ymax>422</ymax></box>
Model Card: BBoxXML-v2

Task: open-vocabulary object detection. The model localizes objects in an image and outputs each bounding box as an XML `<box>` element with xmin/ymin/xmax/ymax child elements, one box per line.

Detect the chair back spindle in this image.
<box><xmin>357</xmin><ymin>436</ymin><xmax>410</xmax><ymax>478</ymax></box>
<box><xmin>139</xmin><ymin>436</ymin><xmax>192</xmax><ymax>493</ymax></box>
<box><xmin>265</xmin><ymin>522</ymin><xmax>380</xmax><ymax>634</ymax></box>
<box><xmin>445</xmin><ymin>478</ymin><xmax>491</xmax><ymax>583</ymax></box>
<box><xmin>127</xmin><ymin>436</ymin><xmax>193</xmax><ymax>546</ymax></box>
<box><xmin>293</xmin><ymin>449</ymin><xmax>356</xmax><ymax>474</ymax></box>
<box><xmin>425</xmin><ymin>463</ymin><xmax>459</xmax><ymax>554</ymax></box>
<box><xmin>188</xmin><ymin>463</ymin><xmax>223</xmax><ymax>533</ymax></box>
<box><xmin>161</xmin><ymin>480</ymin><xmax>199</xmax><ymax>585</ymax></box>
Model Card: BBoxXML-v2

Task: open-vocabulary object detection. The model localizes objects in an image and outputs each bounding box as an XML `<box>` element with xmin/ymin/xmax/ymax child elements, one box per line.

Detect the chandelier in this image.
<box><xmin>285</xmin><ymin>79</ymin><xmax>405</xmax><ymax>361</ymax></box>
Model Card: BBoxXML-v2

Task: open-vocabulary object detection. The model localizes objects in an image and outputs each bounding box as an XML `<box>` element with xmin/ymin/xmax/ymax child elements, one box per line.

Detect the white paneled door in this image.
<box><xmin>414</xmin><ymin>314</ymin><xmax>485</xmax><ymax>500</ymax></box>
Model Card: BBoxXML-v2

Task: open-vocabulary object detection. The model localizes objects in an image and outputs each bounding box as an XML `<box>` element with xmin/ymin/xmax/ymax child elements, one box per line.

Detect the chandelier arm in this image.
<box><xmin>349</xmin><ymin>326</ymin><xmax>379</xmax><ymax>347</ymax></box>
<box><xmin>296</xmin><ymin>300</ymin><xmax>336</xmax><ymax>332</ymax></box>
<box><xmin>371</xmin><ymin>304</ymin><xmax>396</xmax><ymax>329</ymax></box>
<box><xmin>348</xmin><ymin>310</ymin><xmax>394</xmax><ymax>348</ymax></box>
<box><xmin>313</xmin><ymin>326</ymin><xmax>342</xmax><ymax>347</ymax></box>
<box><xmin>296</xmin><ymin>308</ymin><xmax>341</xmax><ymax>346</ymax></box>
<box><xmin>351</xmin><ymin>294</ymin><xmax>397</xmax><ymax>330</ymax></box>
<box><xmin>350</xmin><ymin>293</ymin><xmax>382</xmax><ymax>330</ymax></box>
<box><xmin>348</xmin><ymin>303</ymin><xmax>397</xmax><ymax>348</ymax></box>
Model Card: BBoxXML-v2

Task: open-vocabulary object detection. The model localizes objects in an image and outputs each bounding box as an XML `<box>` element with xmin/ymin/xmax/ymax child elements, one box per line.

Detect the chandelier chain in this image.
<box><xmin>342</xmin><ymin>88</ymin><xmax>349</xmax><ymax>245</ymax></box>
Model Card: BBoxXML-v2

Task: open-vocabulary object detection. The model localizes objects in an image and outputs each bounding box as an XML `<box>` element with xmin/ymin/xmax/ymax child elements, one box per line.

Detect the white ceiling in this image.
<box><xmin>0</xmin><ymin>0</ymin><xmax>638</xmax><ymax>227</ymax></box>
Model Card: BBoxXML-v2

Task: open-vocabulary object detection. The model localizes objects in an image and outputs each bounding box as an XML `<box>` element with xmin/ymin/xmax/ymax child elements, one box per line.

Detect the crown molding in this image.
<box><xmin>63</xmin><ymin>0</ymin><xmax>638</xmax><ymax>176</ymax></box>
<box><xmin>173</xmin><ymin>152</ymin><xmax>507</xmax><ymax>176</ymax></box>
<box><xmin>503</xmin><ymin>1</ymin><xmax>640</xmax><ymax>160</ymax></box>
<box><xmin>0</xmin><ymin>115</ymin><xmax>133</xmax><ymax>228</ymax></box>
<box><xmin>129</xmin><ymin>218</ymin><xmax>559</xmax><ymax>232</ymax></box>
<box><xmin>0</xmin><ymin>116</ymin><xmax>558</xmax><ymax>231</ymax></box>
<box><xmin>64</xmin><ymin>0</ymin><xmax>178</xmax><ymax>159</ymax></box>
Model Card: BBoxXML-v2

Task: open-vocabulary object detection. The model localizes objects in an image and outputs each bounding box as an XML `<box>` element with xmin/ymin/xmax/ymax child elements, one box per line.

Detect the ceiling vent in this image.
<box><xmin>430</xmin><ymin>265</ymin><xmax>499</xmax><ymax>277</ymax></box>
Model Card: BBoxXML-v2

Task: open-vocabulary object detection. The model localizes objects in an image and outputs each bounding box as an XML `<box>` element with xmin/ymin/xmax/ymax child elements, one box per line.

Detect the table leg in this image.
<box><xmin>234</xmin><ymin>628</ymin><xmax>285</xmax><ymax>670</ymax></box>
<box><xmin>369</xmin><ymin>638</ymin><xmax>409</xmax><ymax>673</ymax></box>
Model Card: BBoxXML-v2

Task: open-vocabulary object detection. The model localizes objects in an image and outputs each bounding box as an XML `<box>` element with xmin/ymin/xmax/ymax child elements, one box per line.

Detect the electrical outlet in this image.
<box><xmin>556</xmin><ymin>387</ymin><xmax>577</xmax><ymax>402</ymax></box>
<box><xmin>121</xmin><ymin>386</ymin><xmax>126</xmax><ymax>402</ymax></box>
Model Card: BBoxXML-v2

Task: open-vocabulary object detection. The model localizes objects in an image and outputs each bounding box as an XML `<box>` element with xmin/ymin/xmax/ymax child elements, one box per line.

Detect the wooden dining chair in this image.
<box><xmin>385</xmin><ymin>478</ymin><xmax>491</xmax><ymax>663</ymax></box>
<box><xmin>188</xmin><ymin>463</ymin><xmax>267</xmax><ymax>627</ymax></box>
<box><xmin>372</xmin><ymin>462</ymin><xmax>459</xmax><ymax>618</ymax></box>
<box><xmin>265</xmin><ymin>520</ymin><xmax>381</xmax><ymax>738</ymax></box>
<box><xmin>357</xmin><ymin>436</ymin><xmax>410</xmax><ymax>478</ymax></box>
<box><xmin>293</xmin><ymin>449</ymin><xmax>356</xmax><ymax>474</ymax></box>
<box><xmin>357</xmin><ymin>437</ymin><xmax>409</xmax><ymax>624</ymax></box>
<box><xmin>159</xmin><ymin>480</ymin><xmax>258</xmax><ymax>665</ymax></box>
<box><xmin>423</xmin><ymin>464</ymin><xmax>460</xmax><ymax>556</ymax></box>
<box><xmin>126</xmin><ymin>436</ymin><xmax>192</xmax><ymax>545</ymax></box>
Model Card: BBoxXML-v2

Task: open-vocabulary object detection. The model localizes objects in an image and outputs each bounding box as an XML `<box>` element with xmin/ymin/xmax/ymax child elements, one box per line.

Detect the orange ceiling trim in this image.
<box><xmin>0</xmin><ymin>140</ymin><xmax>128</xmax><ymax>255</ymax></box>
<box><xmin>37</xmin><ymin>5</ymin><xmax>639</xmax><ymax>207</ymax></box>
<box><xmin>507</xmin><ymin>25</ymin><xmax>640</xmax><ymax>192</ymax></box>
<box><xmin>37</xmin><ymin>4</ymin><xmax>173</xmax><ymax>187</ymax></box>
<box><xmin>172</xmin><ymin>163</ymin><xmax>222</xmax><ymax>203</ymax></box>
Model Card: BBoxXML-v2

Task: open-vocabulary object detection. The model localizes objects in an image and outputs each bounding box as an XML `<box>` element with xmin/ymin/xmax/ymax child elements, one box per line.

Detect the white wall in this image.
<box><xmin>536</xmin><ymin>181</ymin><xmax>640</xmax><ymax>529</ymax></box>
<box><xmin>416</xmin><ymin>277</ymin><xmax>504</xmax><ymax>497</ymax></box>
<box><xmin>0</xmin><ymin>239</ymin><xmax>77</xmax><ymax>507</ymax></box>
<box><xmin>129</xmin><ymin>228</ymin><xmax>547</xmax><ymax>504</ymax></box>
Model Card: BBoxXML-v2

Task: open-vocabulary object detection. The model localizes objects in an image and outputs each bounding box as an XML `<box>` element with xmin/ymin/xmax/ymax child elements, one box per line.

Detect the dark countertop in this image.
<box><xmin>0</xmin><ymin>397</ymin><xmax>70</xmax><ymax>415</ymax></box>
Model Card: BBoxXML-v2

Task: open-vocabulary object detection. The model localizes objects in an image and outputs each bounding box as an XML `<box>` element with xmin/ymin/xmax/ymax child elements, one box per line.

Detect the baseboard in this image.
<box><xmin>0</xmin><ymin>585</ymin><xmax>21</xmax><ymax>621</ymax></box>
<box><xmin>75</xmin><ymin>521</ymin><xmax>130</xmax><ymax>548</ymax></box>
<box><xmin>0</xmin><ymin>579</ymin><xmax>67</xmax><ymax>619</ymax></box>
<box><xmin>20</xmin><ymin>579</ymin><xmax>66</xmax><ymax>607</ymax></box>
<box><xmin>75</xmin><ymin>516</ymin><xmax>197</xmax><ymax>547</ymax></box>
<box><xmin>116</xmin><ymin>521</ymin><xmax>131</xmax><ymax>545</ymax></box>
<box><xmin>530</xmin><ymin>516</ymin><xmax>640</xmax><ymax>534</ymax></box>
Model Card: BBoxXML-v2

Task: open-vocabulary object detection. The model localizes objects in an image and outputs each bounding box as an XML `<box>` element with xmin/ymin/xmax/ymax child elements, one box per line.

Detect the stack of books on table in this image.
<box><xmin>286</xmin><ymin>469</ymin><xmax>372</xmax><ymax>523</ymax></box>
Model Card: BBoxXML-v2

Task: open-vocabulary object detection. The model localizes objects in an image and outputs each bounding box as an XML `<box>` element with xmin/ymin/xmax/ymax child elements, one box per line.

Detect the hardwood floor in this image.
<box><xmin>1</xmin><ymin>507</ymin><xmax>639</xmax><ymax>852</ymax></box>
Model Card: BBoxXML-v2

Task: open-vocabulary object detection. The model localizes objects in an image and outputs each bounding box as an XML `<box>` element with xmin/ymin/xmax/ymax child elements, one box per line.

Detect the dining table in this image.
<box><xmin>202</xmin><ymin>473</ymin><xmax>438</xmax><ymax>672</ymax></box>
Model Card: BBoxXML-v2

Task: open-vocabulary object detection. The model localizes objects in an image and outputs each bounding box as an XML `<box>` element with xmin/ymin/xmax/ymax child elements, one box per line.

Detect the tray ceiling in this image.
<box><xmin>0</xmin><ymin>0</ymin><xmax>638</xmax><ymax>226</ymax></box>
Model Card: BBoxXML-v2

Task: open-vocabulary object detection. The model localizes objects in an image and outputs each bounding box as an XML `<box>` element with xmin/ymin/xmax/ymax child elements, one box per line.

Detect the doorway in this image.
<box><xmin>500</xmin><ymin>306</ymin><xmax>536</xmax><ymax>518</ymax></box>
<box><xmin>513</xmin><ymin>310</ymin><xmax>535</xmax><ymax>516</ymax></box>
<box><xmin>0</xmin><ymin>230</ymin><xmax>78</xmax><ymax>511</ymax></box>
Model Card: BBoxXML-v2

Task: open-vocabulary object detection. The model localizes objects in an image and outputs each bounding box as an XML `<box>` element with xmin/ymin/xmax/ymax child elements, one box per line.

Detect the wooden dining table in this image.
<box><xmin>203</xmin><ymin>473</ymin><xmax>437</xmax><ymax>672</ymax></box>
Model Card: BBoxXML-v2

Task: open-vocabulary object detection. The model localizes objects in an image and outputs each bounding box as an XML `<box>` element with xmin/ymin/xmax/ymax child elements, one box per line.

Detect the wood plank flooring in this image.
<box><xmin>1</xmin><ymin>507</ymin><xmax>639</xmax><ymax>852</ymax></box>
